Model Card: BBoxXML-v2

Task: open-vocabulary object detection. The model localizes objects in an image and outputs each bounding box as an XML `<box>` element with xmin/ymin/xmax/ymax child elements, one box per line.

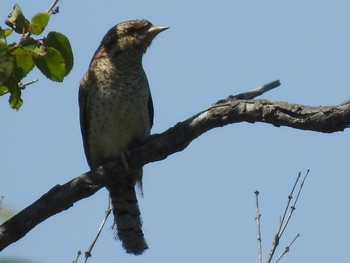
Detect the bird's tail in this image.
<box><xmin>107</xmin><ymin>179</ymin><xmax>148</xmax><ymax>255</ymax></box>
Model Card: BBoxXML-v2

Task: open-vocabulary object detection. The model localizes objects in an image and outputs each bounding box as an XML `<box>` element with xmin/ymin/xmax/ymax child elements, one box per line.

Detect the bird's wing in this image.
<box><xmin>78</xmin><ymin>77</ymin><xmax>93</xmax><ymax>168</ymax></box>
<box><xmin>148</xmin><ymin>93</ymin><xmax>154</xmax><ymax>128</ymax></box>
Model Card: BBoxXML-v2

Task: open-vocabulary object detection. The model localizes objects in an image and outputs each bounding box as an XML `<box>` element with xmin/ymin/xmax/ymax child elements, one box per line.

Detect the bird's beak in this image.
<box><xmin>147</xmin><ymin>25</ymin><xmax>170</xmax><ymax>36</ymax></box>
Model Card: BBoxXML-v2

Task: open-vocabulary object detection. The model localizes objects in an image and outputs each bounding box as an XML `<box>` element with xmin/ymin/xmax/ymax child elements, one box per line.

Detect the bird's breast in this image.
<box><xmin>86</xmin><ymin>59</ymin><xmax>151</xmax><ymax>167</ymax></box>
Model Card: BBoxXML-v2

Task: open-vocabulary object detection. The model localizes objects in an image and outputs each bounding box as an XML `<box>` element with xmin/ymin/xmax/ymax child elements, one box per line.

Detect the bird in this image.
<box><xmin>78</xmin><ymin>19</ymin><xmax>169</xmax><ymax>255</ymax></box>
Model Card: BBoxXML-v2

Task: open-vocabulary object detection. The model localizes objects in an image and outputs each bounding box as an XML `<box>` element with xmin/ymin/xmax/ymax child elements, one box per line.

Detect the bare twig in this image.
<box><xmin>214</xmin><ymin>80</ymin><xmax>280</xmax><ymax>106</ymax></box>
<box><xmin>265</xmin><ymin>171</ymin><xmax>309</xmax><ymax>263</ymax></box>
<box><xmin>18</xmin><ymin>79</ymin><xmax>39</xmax><ymax>89</ymax></box>
<box><xmin>72</xmin><ymin>250</ymin><xmax>81</xmax><ymax>263</ymax></box>
<box><xmin>83</xmin><ymin>201</ymin><xmax>112</xmax><ymax>263</ymax></box>
<box><xmin>46</xmin><ymin>0</ymin><xmax>60</xmax><ymax>15</ymax></box>
<box><xmin>230</xmin><ymin>80</ymin><xmax>281</xmax><ymax>100</ymax></box>
<box><xmin>266</xmin><ymin>234</ymin><xmax>279</xmax><ymax>263</ymax></box>
<box><xmin>254</xmin><ymin>190</ymin><xmax>263</xmax><ymax>263</ymax></box>
<box><xmin>279</xmin><ymin>170</ymin><xmax>309</xmax><ymax>238</ymax></box>
<box><xmin>274</xmin><ymin>234</ymin><xmax>300</xmax><ymax>263</ymax></box>
<box><xmin>277</xmin><ymin>173</ymin><xmax>301</xmax><ymax>237</ymax></box>
<box><xmin>293</xmin><ymin>170</ymin><xmax>310</xmax><ymax>206</ymax></box>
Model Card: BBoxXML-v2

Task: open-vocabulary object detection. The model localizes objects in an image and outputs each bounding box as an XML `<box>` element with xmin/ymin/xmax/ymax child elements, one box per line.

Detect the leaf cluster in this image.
<box><xmin>0</xmin><ymin>4</ymin><xmax>73</xmax><ymax>110</ymax></box>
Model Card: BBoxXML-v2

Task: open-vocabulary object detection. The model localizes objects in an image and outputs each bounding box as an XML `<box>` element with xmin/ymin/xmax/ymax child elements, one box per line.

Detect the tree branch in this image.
<box><xmin>46</xmin><ymin>0</ymin><xmax>60</xmax><ymax>15</ymax></box>
<box><xmin>1</xmin><ymin>80</ymin><xmax>349</xmax><ymax>250</ymax></box>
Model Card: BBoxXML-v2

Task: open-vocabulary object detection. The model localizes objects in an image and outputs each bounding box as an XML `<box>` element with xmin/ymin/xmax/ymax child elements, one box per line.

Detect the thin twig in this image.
<box><xmin>265</xmin><ymin>170</ymin><xmax>309</xmax><ymax>263</ymax></box>
<box><xmin>46</xmin><ymin>0</ymin><xmax>60</xmax><ymax>14</ymax></box>
<box><xmin>72</xmin><ymin>250</ymin><xmax>81</xmax><ymax>263</ymax></box>
<box><xmin>265</xmin><ymin>176</ymin><xmax>298</xmax><ymax>263</ymax></box>
<box><xmin>279</xmin><ymin>170</ymin><xmax>309</xmax><ymax>238</ymax></box>
<box><xmin>212</xmin><ymin>80</ymin><xmax>281</xmax><ymax>106</ymax></box>
<box><xmin>229</xmin><ymin>80</ymin><xmax>281</xmax><ymax>100</ymax></box>
<box><xmin>18</xmin><ymin>79</ymin><xmax>39</xmax><ymax>89</ymax></box>
<box><xmin>254</xmin><ymin>190</ymin><xmax>263</xmax><ymax>263</ymax></box>
<box><xmin>293</xmin><ymin>170</ymin><xmax>310</xmax><ymax>207</ymax></box>
<box><xmin>83</xmin><ymin>201</ymin><xmax>112</xmax><ymax>263</ymax></box>
<box><xmin>274</xmin><ymin>234</ymin><xmax>300</xmax><ymax>263</ymax></box>
<box><xmin>278</xmin><ymin>172</ymin><xmax>301</xmax><ymax>236</ymax></box>
<box><xmin>266</xmin><ymin>234</ymin><xmax>279</xmax><ymax>263</ymax></box>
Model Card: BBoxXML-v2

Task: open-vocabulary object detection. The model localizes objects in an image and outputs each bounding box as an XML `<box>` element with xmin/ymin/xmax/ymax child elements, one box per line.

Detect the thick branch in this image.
<box><xmin>1</xmin><ymin>80</ymin><xmax>349</xmax><ymax>250</ymax></box>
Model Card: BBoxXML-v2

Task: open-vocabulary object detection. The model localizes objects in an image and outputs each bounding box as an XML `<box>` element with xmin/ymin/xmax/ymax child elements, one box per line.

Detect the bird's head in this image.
<box><xmin>101</xmin><ymin>20</ymin><xmax>169</xmax><ymax>54</ymax></box>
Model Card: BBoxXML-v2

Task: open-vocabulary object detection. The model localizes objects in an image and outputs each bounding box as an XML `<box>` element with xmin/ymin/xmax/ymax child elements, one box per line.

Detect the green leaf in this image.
<box><xmin>9</xmin><ymin>84</ymin><xmax>23</xmax><ymax>110</ymax></box>
<box><xmin>30</xmin><ymin>13</ymin><xmax>50</xmax><ymax>35</ymax></box>
<box><xmin>0</xmin><ymin>85</ymin><xmax>9</xmax><ymax>95</ymax></box>
<box><xmin>0</xmin><ymin>41</ymin><xmax>15</xmax><ymax>86</ymax></box>
<box><xmin>20</xmin><ymin>38</ymin><xmax>47</xmax><ymax>56</ymax></box>
<box><xmin>44</xmin><ymin>32</ymin><xmax>74</xmax><ymax>76</ymax></box>
<box><xmin>3</xmin><ymin>77</ymin><xmax>23</xmax><ymax>110</ymax></box>
<box><xmin>12</xmin><ymin>47</ymin><xmax>35</xmax><ymax>81</ymax></box>
<box><xmin>0</xmin><ymin>41</ymin><xmax>8</xmax><ymax>53</ymax></box>
<box><xmin>5</xmin><ymin>4</ymin><xmax>30</xmax><ymax>34</ymax></box>
<box><xmin>0</xmin><ymin>27</ymin><xmax>13</xmax><ymax>39</ymax></box>
<box><xmin>33</xmin><ymin>47</ymin><xmax>65</xmax><ymax>82</ymax></box>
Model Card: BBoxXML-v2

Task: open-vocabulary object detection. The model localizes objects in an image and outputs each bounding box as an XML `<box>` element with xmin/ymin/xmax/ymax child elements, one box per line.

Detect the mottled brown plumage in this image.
<box><xmin>79</xmin><ymin>19</ymin><xmax>168</xmax><ymax>255</ymax></box>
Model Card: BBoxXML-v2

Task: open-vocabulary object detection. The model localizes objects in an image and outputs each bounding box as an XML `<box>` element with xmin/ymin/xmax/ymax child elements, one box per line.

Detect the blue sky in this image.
<box><xmin>1</xmin><ymin>1</ymin><xmax>350</xmax><ymax>262</ymax></box>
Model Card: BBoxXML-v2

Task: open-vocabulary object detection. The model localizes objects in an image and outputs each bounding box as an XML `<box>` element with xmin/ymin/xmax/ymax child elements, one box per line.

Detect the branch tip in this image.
<box><xmin>46</xmin><ymin>0</ymin><xmax>60</xmax><ymax>14</ymax></box>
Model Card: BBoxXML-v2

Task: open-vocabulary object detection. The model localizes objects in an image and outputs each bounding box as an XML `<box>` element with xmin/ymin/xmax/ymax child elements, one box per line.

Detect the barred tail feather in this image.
<box><xmin>108</xmin><ymin>182</ymin><xmax>148</xmax><ymax>255</ymax></box>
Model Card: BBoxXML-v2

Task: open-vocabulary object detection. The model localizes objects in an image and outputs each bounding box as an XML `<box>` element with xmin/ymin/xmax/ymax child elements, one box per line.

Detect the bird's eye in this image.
<box><xmin>124</xmin><ymin>27</ymin><xmax>137</xmax><ymax>35</ymax></box>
